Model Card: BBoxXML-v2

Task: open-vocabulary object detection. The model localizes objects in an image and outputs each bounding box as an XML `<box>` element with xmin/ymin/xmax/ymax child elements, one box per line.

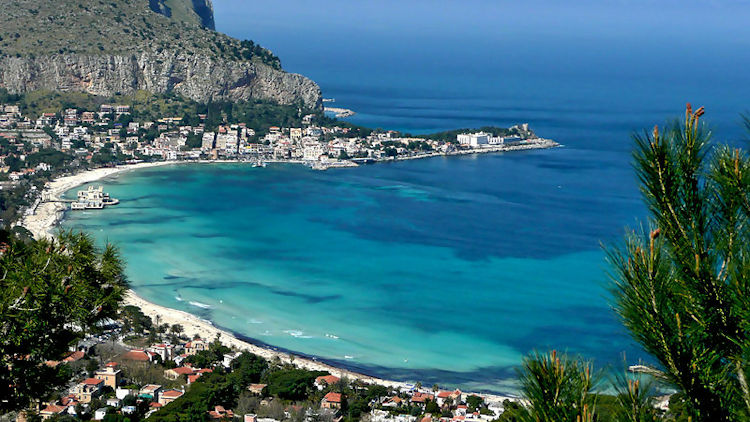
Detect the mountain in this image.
<box><xmin>0</xmin><ymin>0</ymin><xmax>321</xmax><ymax>109</ymax></box>
<box><xmin>149</xmin><ymin>0</ymin><xmax>215</xmax><ymax>30</ymax></box>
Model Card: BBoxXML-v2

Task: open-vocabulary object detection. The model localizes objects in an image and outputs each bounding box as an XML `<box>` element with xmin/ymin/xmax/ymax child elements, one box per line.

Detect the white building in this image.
<box><xmin>202</xmin><ymin>132</ymin><xmax>216</xmax><ymax>151</ymax></box>
<box><xmin>457</xmin><ymin>132</ymin><xmax>490</xmax><ymax>147</ymax></box>
<box><xmin>303</xmin><ymin>143</ymin><xmax>327</xmax><ymax>161</ymax></box>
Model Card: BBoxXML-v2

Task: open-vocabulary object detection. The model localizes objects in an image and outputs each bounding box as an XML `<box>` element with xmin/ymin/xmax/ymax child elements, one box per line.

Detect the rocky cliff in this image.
<box><xmin>0</xmin><ymin>53</ymin><xmax>321</xmax><ymax>109</ymax></box>
<box><xmin>0</xmin><ymin>0</ymin><xmax>321</xmax><ymax>109</ymax></box>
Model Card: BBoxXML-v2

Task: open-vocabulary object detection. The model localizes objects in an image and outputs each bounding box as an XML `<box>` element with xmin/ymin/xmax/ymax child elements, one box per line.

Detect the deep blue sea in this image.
<box><xmin>64</xmin><ymin>1</ymin><xmax>750</xmax><ymax>394</ymax></box>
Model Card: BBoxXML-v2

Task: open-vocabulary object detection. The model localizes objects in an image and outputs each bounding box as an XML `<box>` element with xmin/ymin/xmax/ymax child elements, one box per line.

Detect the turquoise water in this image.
<box><xmin>61</xmin><ymin>2</ymin><xmax>750</xmax><ymax>393</ymax></box>
<box><xmin>63</xmin><ymin>147</ymin><xmax>646</xmax><ymax>393</ymax></box>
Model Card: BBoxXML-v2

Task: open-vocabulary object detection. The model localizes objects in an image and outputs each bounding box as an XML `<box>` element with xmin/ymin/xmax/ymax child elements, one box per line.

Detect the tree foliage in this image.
<box><xmin>0</xmin><ymin>230</ymin><xmax>128</xmax><ymax>411</ymax></box>
<box><xmin>607</xmin><ymin>104</ymin><xmax>750</xmax><ymax>420</ymax></box>
<box><xmin>515</xmin><ymin>350</ymin><xmax>596</xmax><ymax>422</ymax></box>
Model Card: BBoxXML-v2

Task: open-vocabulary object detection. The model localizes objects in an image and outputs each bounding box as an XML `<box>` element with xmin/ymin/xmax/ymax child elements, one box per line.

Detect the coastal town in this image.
<box><xmin>14</xmin><ymin>299</ymin><xmax>522</xmax><ymax>422</ymax></box>
<box><xmin>0</xmin><ymin>101</ymin><xmax>556</xmax><ymax>173</ymax></box>
<box><xmin>0</xmin><ymin>98</ymin><xmax>557</xmax><ymax>421</ymax></box>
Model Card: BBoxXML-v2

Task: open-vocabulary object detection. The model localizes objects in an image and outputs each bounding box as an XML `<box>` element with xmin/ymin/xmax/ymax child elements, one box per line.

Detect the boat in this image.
<box><xmin>252</xmin><ymin>161</ymin><xmax>267</xmax><ymax>168</ymax></box>
<box><xmin>71</xmin><ymin>186</ymin><xmax>119</xmax><ymax>210</ymax></box>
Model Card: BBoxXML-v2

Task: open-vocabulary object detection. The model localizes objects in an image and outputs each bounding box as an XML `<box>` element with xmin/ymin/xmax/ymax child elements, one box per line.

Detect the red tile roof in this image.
<box><xmin>411</xmin><ymin>392</ymin><xmax>434</xmax><ymax>403</ymax></box>
<box><xmin>63</xmin><ymin>351</ymin><xmax>85</xmax><ymax>362</ymax></box>
<box><xmin>41</xmin><ymin>404</ymin><xmax>68</xmax><ymax>414</ymax></box>
<box><xmin>324</xmin><ymin>392</ymin><xmax>343</xmax><ymax>403</ymax></box>
<box><xmin>316</xmin><ymin>375</ymin><xmax>340</xmax><ymax>385</ymax></box>
<box><xmin>83</xmin><ymin>378</ymin><xmax>104</xmax><ymax>386</ymax></box>
<box><xmin>161</xmin><ymin>389</ymin><xmax>183</xmax><ymax>398</ymax></box>
<box><xmin>122</xmin><ymin>350</ymin><xmax>150</xmax><ymax>361</ymax></box>
<box><xmin>172</xmin><ymin>367</ymin><xmax>195</xmax><ymax>375</ymax></box>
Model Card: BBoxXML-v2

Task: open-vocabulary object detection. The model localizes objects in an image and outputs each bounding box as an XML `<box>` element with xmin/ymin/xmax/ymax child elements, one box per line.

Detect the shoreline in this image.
<box><xmin>18</xmin><ymin>159</ymin><xmax>520</xmax><ymax>402</ymax></box>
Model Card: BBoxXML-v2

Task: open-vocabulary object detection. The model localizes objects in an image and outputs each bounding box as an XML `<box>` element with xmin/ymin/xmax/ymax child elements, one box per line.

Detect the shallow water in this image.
<box><xmin>64</xmin><ymin>147</ymin><xmax>646</xmax><ymax>393</ymax></box>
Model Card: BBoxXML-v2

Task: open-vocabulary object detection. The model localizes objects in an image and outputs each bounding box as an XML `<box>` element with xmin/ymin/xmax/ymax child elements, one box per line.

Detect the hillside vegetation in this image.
<box><xmin>0</xmin><ymin>0</ymin><xmax>278</xmax><ymax>68</ymax></box>
<box><xmin>149</xmin><ymin>0</ymin><xmax>215</xmax><ymax>29</ymax></box>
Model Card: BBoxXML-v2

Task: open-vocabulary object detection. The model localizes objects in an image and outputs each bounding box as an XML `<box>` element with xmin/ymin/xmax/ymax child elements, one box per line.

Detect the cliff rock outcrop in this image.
<box><xmin>0</xmin><ymin>0</ymin><xmax>321</xmax><ymax>109</ymax></box>
<box><xmin>0</xmin><ymin>53</ymin><xmax>321</xmax><ymax>109</ymax></box>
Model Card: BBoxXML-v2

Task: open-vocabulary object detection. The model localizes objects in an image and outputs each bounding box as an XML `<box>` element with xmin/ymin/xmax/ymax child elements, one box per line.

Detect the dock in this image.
<box><xmin>70</xmin><ymin>186</ymin><xmax>119</xmax><ymax>210</ymax></box>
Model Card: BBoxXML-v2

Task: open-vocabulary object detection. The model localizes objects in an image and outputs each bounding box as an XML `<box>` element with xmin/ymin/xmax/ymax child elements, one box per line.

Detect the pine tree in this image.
<box><xmin>608</xmin><ymin>104</ymin><xmax>750</xmax><ymax>420</ymax></box>
<box><xmin>0</xmin><ymin>230</ymin><xmax>128</xmax><ymax>411</ymax></box>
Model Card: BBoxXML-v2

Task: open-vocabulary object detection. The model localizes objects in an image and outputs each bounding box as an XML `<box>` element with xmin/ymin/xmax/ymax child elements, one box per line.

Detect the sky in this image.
<box><xmin>210</xmin><ymin>0</ymin><xmax>750</xmax><ymax>137</ymax></box>
<box><xmin>212</xmin><ymin>0</ymin><xmax>750</xmax><ymax>81</ymax></box>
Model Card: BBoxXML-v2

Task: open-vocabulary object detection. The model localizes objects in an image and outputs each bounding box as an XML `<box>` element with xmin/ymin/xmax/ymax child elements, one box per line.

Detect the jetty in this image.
<box><xmin>70</xmin><ymin>186</ymin><xmax>119</xmax><ymax>210</ymax></box>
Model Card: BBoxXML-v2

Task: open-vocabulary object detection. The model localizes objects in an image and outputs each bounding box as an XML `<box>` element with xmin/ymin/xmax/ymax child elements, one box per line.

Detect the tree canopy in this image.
<box><xmin>0</xmin><ymin>230</ymin><xmax>128</xmax><ymax>411</ymax></box>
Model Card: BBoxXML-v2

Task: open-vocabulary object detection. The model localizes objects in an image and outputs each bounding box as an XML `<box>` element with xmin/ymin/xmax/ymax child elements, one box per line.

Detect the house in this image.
<box><xmin>159</xmin><ymin>389</ymin><xmax>184</xmax><ymax>405</ymax></box>
<box><xmin>122</xmin><ymin>349</ymin><xmax>155</xmax><ymax>362</ymax></box>
<box><xmin>185</xmin><ymin>338</ymin><xmax>208</xmax><ymax>355</ymax></box>
<box><xmin>122</xmin><ymin>406</ymin><xmax>137</xmax><ymax>415</ymax></box>
<box><xmin>115</xmin><ymin>387</ymin><xmax>137</xmax><ymax>400</ymax></box>
<box><xmin>382</xmin><ymin>396</ymin><xmax>403</xmax><ymax>408</ymax></box>
<box><xmin>59</xmin><ymin>395</ymin><xmax>79</xmax><ymax>408</ymax></box>
<box><xmin>208</xmin><ymin>405</ymin><xmax>235</xmax><ymax>419</ymax></box>
<box><xmin>139</xmin><ymin>384</ymin><xmax>162</xmax><ymax>399</ymax></box>
<box><xmin>73</xmin><ymin>378</ymin><xmax>104</xmax><ymax>403</ymax></box>
<box><xmin>436</xmin><ymin>390</ymin><xmax>462</xmax><ymax>406</ymax></box>
<box><xmin>39</xmin><ymin>404</ymin><xmax>68</xmax><ymax>420</ymax></box>
<box><xmin>149</xmin><ymin>343</ymin><xmax>176</xmax><ymax>362</ymax></box>
<box><xmin>315</xmin><ymin>375</ymin><xmax>341</xmax><ymax>390</ymax></box>
<box><xmin>411</xmin><ymin>392</ymin><xmax>435</xmax><ymax>405</ymax></box>
<box><xmin>95</xmin><ymin>362</ymin><xmax>122</xmax><ymax>388</ymax></box>
<box><xmin>187</xmin><ymin>368</ymin><xmax>214</xmax><ymax>385</ymax></box>
<box><xmin>106</xmin><ymin>397</ymin><xmax>121</xmax><ymax>408</ymax></box>
<box><xmin>164</xmin><ymin>366</ymin><xmax>195</xmax><ymax>380</ymax></box>
<box><xmin>63</xmin><ymin>350</ymin><xmax>85</xmax><ymax>363</ymax></box>
<box><xmin>223</xmin><ymin>351</ymin><xmax>242</xmax><ymax>368</ymax></box>
<box><xmin>94</xmin><ymin>408</ymin><xmax>108</xmax><ymax>420</ymax></box>
<box><xmin>247</xmin><ymin>384</ymin><xmax>267</xmax><ymax>395</ymax></box>
<box><xmin>321</xmin><ymin>392</ymin><xmax>343</xmax><ymax>409</ymax></box>
<box><xmin>455</xmin><ymin>405</ymin><xmax>468</xmax><ymax>416</ymax></box>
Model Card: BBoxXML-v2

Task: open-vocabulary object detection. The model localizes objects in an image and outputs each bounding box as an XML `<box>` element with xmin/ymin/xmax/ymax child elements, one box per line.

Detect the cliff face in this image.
<box><xmin>0</xmin><ymin>0</ymin><xmax>321</xmax><ymax>109</ymax></box>
<box><xmin>0</xmin><ymin>53</ymin><xmax>321</xmax><ymax>109</ymax></box>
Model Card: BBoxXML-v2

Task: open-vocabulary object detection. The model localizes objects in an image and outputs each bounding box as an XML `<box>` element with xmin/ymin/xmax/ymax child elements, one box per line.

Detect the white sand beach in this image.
<box><xmin>17</xmin><ymin>161</ymin><xmax>515</xmax><ymax>402</ymax></box>
<box><xmin>18</xmin><ymin>161</ymin><xmax>178</xmax><ymax>240</ymax></box>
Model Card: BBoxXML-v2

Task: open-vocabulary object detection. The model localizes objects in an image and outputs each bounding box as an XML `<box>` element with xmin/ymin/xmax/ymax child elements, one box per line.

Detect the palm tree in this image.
<box><xmin>607</xmin><ymin>104</ymin><xmax>750</xmax><ymax>420</ymax></box>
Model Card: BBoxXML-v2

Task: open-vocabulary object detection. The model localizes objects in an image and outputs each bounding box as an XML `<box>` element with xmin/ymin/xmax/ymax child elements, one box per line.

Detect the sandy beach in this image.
<box><xmin>18</xmin><ymin>161</ymin><xmax>179</xmax><ymax>240</ymax></box>
<box><xmin>17</xmin><ymin>161</ymin><xmax>515</xmax><ymax>403</ymax></box>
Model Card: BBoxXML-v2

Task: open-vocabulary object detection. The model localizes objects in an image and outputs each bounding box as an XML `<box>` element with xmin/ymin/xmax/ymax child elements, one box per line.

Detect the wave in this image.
<box><xmin>189</xmin><ymin>301</ymin><xmax>212</xmax><ymax>309</ymax></box>
<box><xmin>284</xmin><ymin>330</ymin><xmax>313</xmax><ymax>339</ymax></box>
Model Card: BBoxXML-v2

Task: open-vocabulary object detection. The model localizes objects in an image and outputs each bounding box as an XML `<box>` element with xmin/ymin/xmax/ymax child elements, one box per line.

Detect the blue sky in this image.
<box><xmin>213</xmin><ymin>0</ymin><xmax>750</xmax><ymax>47</ymax></box>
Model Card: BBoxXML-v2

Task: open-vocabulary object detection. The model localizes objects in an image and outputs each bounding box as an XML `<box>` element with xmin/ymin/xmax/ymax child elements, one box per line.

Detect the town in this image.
<box><xmin>20</xmin><ymin>306</ymin><xmax>520</xmax><ymax>422</ymax></box>
<box><xmin>0</xmin><ymin>102</ymin><xmax>556</xmax><ymax>173</ymax></box>
<box><xmin>0</xmin><ymin>99</ymin><xmax>556</xmax><ymax>220</ymax></box>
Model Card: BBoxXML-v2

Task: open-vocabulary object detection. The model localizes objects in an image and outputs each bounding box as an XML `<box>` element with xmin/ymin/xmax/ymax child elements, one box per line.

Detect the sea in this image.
<box><xmin>62</xmin><ymin>1</ymin><xmax>750</xmax><ymax>394</ymax></box>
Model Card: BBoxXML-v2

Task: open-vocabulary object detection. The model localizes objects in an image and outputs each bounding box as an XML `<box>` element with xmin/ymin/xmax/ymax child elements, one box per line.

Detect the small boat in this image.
<box><xmin>252</xmin><ymin>161</ymin><xmax>267</xmax><ymax>168</ymax></box>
